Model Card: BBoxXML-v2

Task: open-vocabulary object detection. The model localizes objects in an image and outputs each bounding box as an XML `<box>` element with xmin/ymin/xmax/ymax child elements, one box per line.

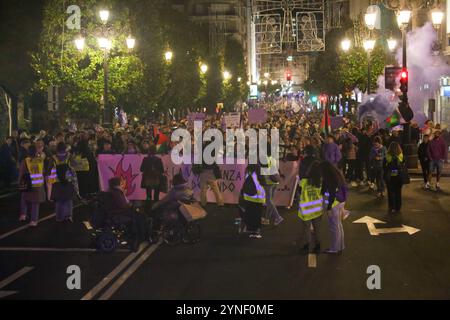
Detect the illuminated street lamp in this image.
<box><xmin>397</xmin><ymin>9</ymin><xmax>412</xmax><ymax>28</ymax></box>
<box><xmin>365</xmin><ymin>12</ymin><xmax>377</xmax><ymax>31</ymax></box>
<box><xmin>237</xmin><ymin>77</ymin><xmax>242</xmax><ymax>82</ymax></box>
<box><xmin>98</xmin><ymin>37</ymin><xmax>112</xmax><ymax>50</ymax></box>
<box><xmin>341</xmin><ymin>39</ymin><xmax>351</xmax><ymax>52</ymax></box>
<box><xmin>223</xmin><ymin>70</ymin><xmax>232</xmax><ymax>81</ymax></box>
<box><xmin>200</xmin><ymin>63</ymin><xmax>208</xmax><ymax>74</ymax></box>
<box><xmin>431</xmin><ymin>8</ymin><xmax>444</xmax><ymax>29</ymax></box>
<box><xmin>363</xmin><ymin>39</ymin><xmax>376</xmax><ymax>52</ymax></box>
<box><xmin>165</xmin><ymin>51</ymin><xmax>173</xmax><ymax>62</ymax></box>
<box><xmin>126</xmin><ymin>36</ymin><xmax>136</xmax><ymax>50</ymax></box>
<box><xmin>387</xmin><ymin>38</ymin><xmax>397</xmax><ymax>51</ymax></box>
<box><xmin>99</xmin><ymin>10</ymin><xmax>110</xmax><ymax>24</ymax></box>
<box><xmin>74</xmin><ymin>37</ymin><xmax>85</xmax><ymax>51</ymax></box>
<box><xmin>264</xmin><ymin>72</ymin><xmax>270</xmax><ymax>78</ymax></box>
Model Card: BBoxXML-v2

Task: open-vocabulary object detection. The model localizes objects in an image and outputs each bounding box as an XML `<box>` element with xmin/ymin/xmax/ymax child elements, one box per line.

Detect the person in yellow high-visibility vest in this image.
<box><xmin>298</xmin><ymin>161</ymin><xmax>324</xmax><ymax>254</ymax></box>
<box><xmin>48</xmin><ymin>143</ymin><xmax>79</xmax><ymax>223</ymax></box>
<box><xmin>18</xmin><ymin>145</ymin><xmax>47</xmax><ymax>227</ymax></box>
<box><xmin>239</xmin><ymin>164</ymin><xmax>266</xmax><ymax>239</ymax></box>
<box><xmin>261</xmin><ymin>154</ymin><xmax>284</xmax><ymax>226</ymax></box>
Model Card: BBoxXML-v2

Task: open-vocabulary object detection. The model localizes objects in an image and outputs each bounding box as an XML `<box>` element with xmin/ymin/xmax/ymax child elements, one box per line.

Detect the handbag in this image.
<box><xmin>400</xmin><ymin>164</ymin><xmax>410</xmax><ymax>185</ymax></box>
<box><xmin>178</xmin><ymin>201</ymin><xmax>207</xmax><ymax>222</ymax></box>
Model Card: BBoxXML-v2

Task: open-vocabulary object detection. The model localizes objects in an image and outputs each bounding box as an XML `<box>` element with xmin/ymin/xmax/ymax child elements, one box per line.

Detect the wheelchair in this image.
<box><xmin>150</xmin><ymin>203</ymin><xmax>202</xmax><ymax>247</ymax></box>
<box><xmin>88</xmin><ymin>192</ymin><xmax>152</xmax><ymax>253</ymax></box>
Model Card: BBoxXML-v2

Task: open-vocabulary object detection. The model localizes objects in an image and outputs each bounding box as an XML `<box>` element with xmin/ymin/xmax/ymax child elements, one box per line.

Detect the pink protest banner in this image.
<box><xmin>248</xmin><ymin>108</ymin><xmax>268</xmax><ymax>124</ymax></box>
<box><xmin>98</xmin><ymin>155</ymin><xmax>299</xmax><ymax>207</ymax></box>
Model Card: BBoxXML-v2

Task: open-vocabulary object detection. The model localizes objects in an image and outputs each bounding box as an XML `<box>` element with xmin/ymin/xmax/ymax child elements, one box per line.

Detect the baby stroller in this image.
<box><xmin>89</xmin><ymin>192</ymin><xmax>152</xmax><ymax>253</ymax></box>
<box><xmin>156</xmin><ymin>201</ymin><xmax>206</xmax><ymax>246</ymax></box>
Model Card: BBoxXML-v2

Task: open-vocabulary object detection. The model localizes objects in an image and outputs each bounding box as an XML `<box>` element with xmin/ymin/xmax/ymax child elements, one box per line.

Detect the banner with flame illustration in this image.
<box><xmin>97</xmin><ymin>155</ymin><xmax>299</xmax><ymax>207</ymax></box>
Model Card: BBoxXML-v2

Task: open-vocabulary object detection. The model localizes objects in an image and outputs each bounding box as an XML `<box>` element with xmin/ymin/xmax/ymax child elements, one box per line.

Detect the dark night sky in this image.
<box><xmin>0</xmin><ymin>0</ymin><xmax>46</xmax><ymax>93</ymax></box>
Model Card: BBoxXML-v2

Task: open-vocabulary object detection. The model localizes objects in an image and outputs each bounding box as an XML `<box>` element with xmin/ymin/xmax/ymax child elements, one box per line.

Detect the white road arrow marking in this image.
<box><xmin>0</xmin><ymin>266</ymin><xmax>34</xmax><ymax>299</ymax></box>
<box><xmin>353</xmin><ymin>216</ymin><xmax>420</xmax><ymax>236</ymax></box>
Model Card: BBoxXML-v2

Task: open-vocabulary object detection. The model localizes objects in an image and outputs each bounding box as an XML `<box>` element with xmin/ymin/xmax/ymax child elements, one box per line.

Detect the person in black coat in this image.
<box><xmin>140</xmin><ymin>145</ymin><xmax>165</xmax><ymax>205</ymax></box>
<box><xmin>418</xmin><ymin>134</ymin><xmax>431</xmax><ymax>189</ymax></box>
<box><xmin>299</xmin><ymin>145</ymin><xmax>317</xmax><ymax>180</ymax></box>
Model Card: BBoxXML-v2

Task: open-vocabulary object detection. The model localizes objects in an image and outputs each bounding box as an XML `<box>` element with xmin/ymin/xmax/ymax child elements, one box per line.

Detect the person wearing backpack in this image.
<box><xmin>321</xmin><ymin>161</ymin><xmax>348</xmax><ymax>254</ymax></box>
<box><xmin>239</xmin><ymin>164</ymin><xmax>266</xmax><ymax>239</ymax></box>
<box><xmin>140</xmin><ymin>145</ymin><xmax>165</xmax><ymax>205</ymax></box>
<box><xmin>384</xmin><ymin>142</ymin><xmax>405</xmax><ymax>213</ymax></box>
<box><xmin>48</xmin><ymin>143</ymin><xmax>79</xmax><ymax>222</ymax></box>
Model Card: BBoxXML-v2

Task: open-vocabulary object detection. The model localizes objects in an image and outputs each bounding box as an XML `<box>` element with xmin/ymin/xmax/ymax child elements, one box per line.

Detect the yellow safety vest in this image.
<box><xmin>298</xmin><ymin>178</ymin><xmax>324</xmax><ymax>221</ymax></box>
<box><xmin>71</xmin><ymin>155</ymin><xmax>90</xmax><ymax>172</ymax></box>
<box><xmin>243</xmin><ymin>172</ymin><xmax>266</xmax><ymax>204</ymax></box>
<box><xmin>48</xmin><ymin>156</ymin><xmax>72</xmax><ymax>184</ymax></box>
<box><xmin>264</xmin><ymin>156</ymin><xmax>280</xmax><ymax>186</ymax></box>
<box><xmin>25</xmin><ymin>157</ymin><xmax>45</xmax><ymax>188</ymax></box>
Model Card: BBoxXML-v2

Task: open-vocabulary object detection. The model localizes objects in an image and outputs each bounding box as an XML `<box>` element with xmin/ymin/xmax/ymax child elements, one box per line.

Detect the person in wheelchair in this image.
<box><xmin>151</xmin><ymin>173</ymin><xmax>194</xmax><ymax>231</ymax></box>
<box><xmin>107</xmin><ymin>177</ymin><xmax>147</xmax><ymax>251</ymax></box>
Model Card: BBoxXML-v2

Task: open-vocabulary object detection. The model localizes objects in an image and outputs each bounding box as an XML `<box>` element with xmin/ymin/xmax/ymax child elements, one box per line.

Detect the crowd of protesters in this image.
<box><xmin>0</xmin><ymin>105</ymin><xmax>449</xmax><ymax>253</ymax></box>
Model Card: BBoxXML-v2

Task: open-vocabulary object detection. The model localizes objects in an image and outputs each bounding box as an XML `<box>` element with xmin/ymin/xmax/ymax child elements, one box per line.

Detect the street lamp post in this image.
<box><xmin>74</xmin><ymin>10</ymin><xmax>135</xmax><ymax>126</ymax></box>
<box><xmin>363</xmin><ymin>39</ymin><xmax>376</xmax><ymax>95</ymax></box>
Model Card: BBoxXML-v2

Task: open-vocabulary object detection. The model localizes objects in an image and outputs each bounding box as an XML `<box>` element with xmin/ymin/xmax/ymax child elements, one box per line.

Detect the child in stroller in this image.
<box><xmin>151</xmin><ymin>174</ymin><xmax>203</xmax><ymax>245</ymax></box>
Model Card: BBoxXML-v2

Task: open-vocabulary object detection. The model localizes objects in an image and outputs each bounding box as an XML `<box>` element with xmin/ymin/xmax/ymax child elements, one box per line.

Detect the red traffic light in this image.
<box><xmin>320</xmin><ymin>95</ymin><xmax>327</xmax><ymax>102</ymax></box>
<box><xmin>401</xmin><ymin>69</ymin><xmax>408</xmax><ymax>80</ymax></box>
<box><xmin>286</xmin><ymin>71</ymin><xmax>292</xmax><ymax>81</ymax></box>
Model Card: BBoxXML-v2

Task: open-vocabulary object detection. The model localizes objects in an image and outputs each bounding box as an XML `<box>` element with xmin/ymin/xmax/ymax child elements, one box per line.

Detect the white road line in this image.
<box><xmin>99</xmin><ymin>242</ymin><xmax>161</xmax><ymax>300</ymax></box>
<box><xmin>81</xmin><ymin>242</ymin><xmax>150</xmax><ymax>300</ymax></box>
<box><xmin>308</xmin><ymin>254</ymin><xmax>317</xmax><ymax>268</ymax></box>
<box><xmin>0</xmin><ymin>247</ymin><xmax>130</xmax><ymax>253</ymax></box>
<box><xmin>0</xmin><ymin>267</ymin><xmax>34</xmax><ymax>289</ymax></box>
<box><xmin>0</xmin><ymin>204</ymin><xmax>83</xmax><ymax>241</ymax></box>
<box><xmin>0</xmin><ymin>192</ymin><xmax>16</xmax><ymax>200</ymax></box>
<box><xmin>0</xmin><ymin>291</ymin><xmax>19</xmax><ymax>299</ymax></box>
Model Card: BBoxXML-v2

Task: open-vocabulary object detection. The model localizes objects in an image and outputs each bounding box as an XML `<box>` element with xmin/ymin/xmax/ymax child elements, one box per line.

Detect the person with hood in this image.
<box><xmin>48</xmin><ymin>143</ymin><xmax>79</xmax><ymax>222</ymax></box>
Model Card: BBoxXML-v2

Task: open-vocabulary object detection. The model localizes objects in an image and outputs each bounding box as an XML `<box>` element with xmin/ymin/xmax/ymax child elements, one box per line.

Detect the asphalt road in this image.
<box><xmin>0</xmin><ymin>179</ymin><xmax>450</xmax><ymax>300</ymax></box>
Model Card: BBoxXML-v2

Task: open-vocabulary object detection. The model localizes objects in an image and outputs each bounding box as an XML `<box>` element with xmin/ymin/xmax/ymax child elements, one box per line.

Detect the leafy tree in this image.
<box><xmin>223</xmin><ymin>37</ymin><xmax>248</xmax><ymax>110</ymax></box>
<box><xmin>338</xmin><ymin>42</ymin><xmax>389</xmax><ymax>93</ymax></box>
<box><xmin>32</xmin><ymin>0</ymin><xmax>144</xmax><ymax>121</ymax></box>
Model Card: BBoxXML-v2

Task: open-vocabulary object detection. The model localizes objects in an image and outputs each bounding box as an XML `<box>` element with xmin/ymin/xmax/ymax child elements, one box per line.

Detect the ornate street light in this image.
<box><xmin>363</xmin><ymin>39</ymin><xmax>376</xmax><ymax>52</ymax></box>
<box><xmin>98</xmin><ymin>37</ymin><xmax>112</xmax><ymax>50</ymax></box>
<box><xmin>99</xmin><ymin>10</ymin><xmax>110</xmax><ymax>24</ymax></box>
<box><xmin>126</xmin><ymin>36</ymin><xmax>136</xmax><ymax>50</ymax></box>
<box><xmin>165</xmin><ymin>51</ymin><xmax>173</xmax><ymax>62</ymax></box>
<box><xmin>387</xmin><ymin>38</ymin><xmax>398</xmax><ymax>51</ymax></box>
<box><xmin>397</xmin><ymin>9</ymin><xmax>412</xmax><ymax>28</ymax></box>
<box><xmin>223</xmin><ymin>70</ymin><xmax>232</xmax><ymax>81</ymax></box>
<box><xmin>200</xmin><ymin>63</ymin><xmax>208</xmax><ymax>74</ymax></box>
<box><xmin>365</xmin><ymin>12</ymin><xmax>377</xmax><ymax>31</ymax></box>
<box><xmin>431</xmin><ymin>8</ymin><xmax>445</xmax><ymax>29</ymax></box>
<box><xmin>341</xmin><ymin>39</ymin><xmax>351</xmax><ymax>52</ymax></box>
<box><xmin>74</xmin><ymin>37</ymin><xmax>85</xmax><ymax>51</ymax></box>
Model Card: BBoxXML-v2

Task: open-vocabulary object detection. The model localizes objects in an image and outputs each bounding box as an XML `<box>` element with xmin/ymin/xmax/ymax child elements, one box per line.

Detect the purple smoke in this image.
<box><xmin>359</xmin><ymin>23</ymin><xmax>450</xmax><ymax>127</ymax></box>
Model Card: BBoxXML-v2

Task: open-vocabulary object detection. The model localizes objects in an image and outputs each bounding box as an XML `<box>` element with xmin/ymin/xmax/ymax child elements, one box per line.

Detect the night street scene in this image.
<box><xmin>2</xmin><ymin>0</ymin><xmax>450</xmax><ymax>307</ymax></box>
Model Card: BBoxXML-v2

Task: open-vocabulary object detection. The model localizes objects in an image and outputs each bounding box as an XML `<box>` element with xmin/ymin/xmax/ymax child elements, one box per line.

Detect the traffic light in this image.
<box><xmin>311</xmin><ymin>96</ymin><xmax>318</xmax><ymax>103</ymax></box>
<box><xmin>286</xmin><ymin>71</ymin><xmax>292</xmax><ymax>82</ymax></box>
<box><xmin>400</xmin><ymin>68</ymin><xmax>408</xmax><ymax>93</ymax></box>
